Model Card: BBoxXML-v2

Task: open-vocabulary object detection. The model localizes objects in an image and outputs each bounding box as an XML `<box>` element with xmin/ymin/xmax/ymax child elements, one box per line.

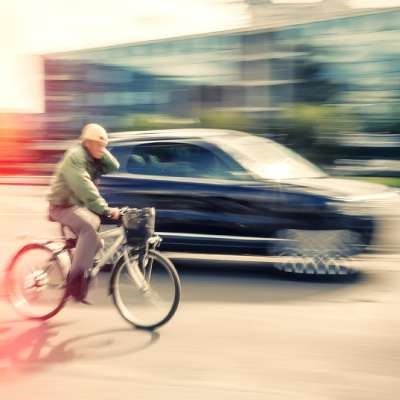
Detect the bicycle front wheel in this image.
<box><xmin>5</xmin><ymin>243</ymin><xmax>68</xmax><ymax>320</ymax></box>
<box><xmin>110</xmin><ymin>249</ymin><xmax>181</xmax><ymax>330</ymax></box>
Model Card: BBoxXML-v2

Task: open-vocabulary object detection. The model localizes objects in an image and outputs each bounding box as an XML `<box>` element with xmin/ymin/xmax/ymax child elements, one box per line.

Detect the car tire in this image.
<box><xmin>272</xmin><ymin>229</ymin><xmax>361</xmax><ymax>275</ymax></box>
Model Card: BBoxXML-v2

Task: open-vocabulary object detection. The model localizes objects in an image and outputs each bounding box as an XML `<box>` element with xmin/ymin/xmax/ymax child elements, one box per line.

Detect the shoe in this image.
<box><xmin>67</xmin><ymin>272</ymin><xmax>92</xmax><ymax>305</ymax></box>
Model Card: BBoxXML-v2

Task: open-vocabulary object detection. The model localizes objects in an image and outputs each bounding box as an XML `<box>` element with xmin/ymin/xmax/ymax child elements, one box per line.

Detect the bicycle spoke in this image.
<box><xmin>6</xmin><ymin>243</ymin><xmax>68</xmax><ymax>320</ymax></box>
<box><xmin>111</xmin><ymin>249</ymin><xmax>180</xmax><ymax>329</ymax></box>
<box><xmin>144</xmin><ymin>259</ymin><xmax>154</xmax><ymax>282</ymax></box>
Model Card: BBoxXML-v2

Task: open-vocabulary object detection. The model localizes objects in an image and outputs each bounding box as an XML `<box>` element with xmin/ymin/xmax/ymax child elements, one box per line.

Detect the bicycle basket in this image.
<box><xmin>122</xmin><ymin>207</ymin><xmax>155</xmax><ymax>245</ymax></box>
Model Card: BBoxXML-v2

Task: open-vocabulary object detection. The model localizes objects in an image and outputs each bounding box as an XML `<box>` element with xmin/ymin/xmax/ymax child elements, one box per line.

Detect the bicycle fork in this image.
<box><xmin>123</xmin><ymin>248</ymin><xmax>150</xmax><ymax>292</ymax></box>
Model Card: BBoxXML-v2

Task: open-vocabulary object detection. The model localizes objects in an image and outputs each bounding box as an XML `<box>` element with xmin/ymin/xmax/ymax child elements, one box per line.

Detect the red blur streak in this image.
<box><xmin>0</xmin><ymin>114</ymin><xmax>38</xmax><ymax>176</ymax></box>
<box><xmin>0</xmin><ymin>321</ymin><xmax>50</xmax><ymax>378</ymax></box>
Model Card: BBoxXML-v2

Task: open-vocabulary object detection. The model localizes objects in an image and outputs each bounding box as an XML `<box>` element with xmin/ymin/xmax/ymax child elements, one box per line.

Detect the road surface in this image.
<box><xmin>0</xmin><ymin>184</ymin><xmax>400</xmax><ymax>400</ymax></box>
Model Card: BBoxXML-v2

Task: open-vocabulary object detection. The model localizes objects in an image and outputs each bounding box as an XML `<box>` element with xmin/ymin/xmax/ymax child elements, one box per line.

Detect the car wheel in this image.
<box><xmin>272</xmin><ymin>229</ymin><xmax>361</xmax><ymax>275</ymax></box>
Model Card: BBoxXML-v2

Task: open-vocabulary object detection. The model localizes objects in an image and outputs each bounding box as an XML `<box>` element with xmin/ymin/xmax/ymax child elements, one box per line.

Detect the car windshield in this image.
<box><xmin>216</xmin><ymin>135</ymin><xmax>327</xmax><ymax>180</ymax></box>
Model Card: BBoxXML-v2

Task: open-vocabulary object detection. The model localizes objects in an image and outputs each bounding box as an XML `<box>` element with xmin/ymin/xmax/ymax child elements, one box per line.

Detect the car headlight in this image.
<box><xmin>327</xmin><ymin>201</ymin><xmax>372</xmax><ymax>216</ymax></box>
<box><xmin>328</xmin><ymin>190</ymin><xmax>400</xmax><ymax>216</ymax></box>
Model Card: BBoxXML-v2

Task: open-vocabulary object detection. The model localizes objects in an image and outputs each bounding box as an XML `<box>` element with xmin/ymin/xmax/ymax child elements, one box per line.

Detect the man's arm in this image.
<box><xmin>99</xmin><ymin>149</ymin><xmax>120</xmax><ymax>175</ymax></box>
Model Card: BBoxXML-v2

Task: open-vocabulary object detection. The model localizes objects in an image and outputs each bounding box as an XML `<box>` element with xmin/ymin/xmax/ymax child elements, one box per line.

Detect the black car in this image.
<box><xmin>100</xmin><ymin>129</ymin><xmax>397</xmax><ymax>274</ymax></box>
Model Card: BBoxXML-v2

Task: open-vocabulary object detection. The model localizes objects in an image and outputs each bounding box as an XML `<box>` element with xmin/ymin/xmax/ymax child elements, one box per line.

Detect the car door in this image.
<box><xmin>100</xmin><ymin>139</ymin><xmax>286</xmax><ymax>253</ymax></box>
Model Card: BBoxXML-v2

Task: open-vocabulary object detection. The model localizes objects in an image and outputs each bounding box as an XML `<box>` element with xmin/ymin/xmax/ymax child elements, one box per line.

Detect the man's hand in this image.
<box><xmin>107</xmin><ymin>207</ymin><xmax>120</xmax><ymax>220</ymax></box>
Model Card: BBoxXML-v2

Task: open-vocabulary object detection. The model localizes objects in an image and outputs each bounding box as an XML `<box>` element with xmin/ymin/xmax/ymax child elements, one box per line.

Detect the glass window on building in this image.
<box><xmin>101</xmin><ymin>92</ymin><xmax>117</xmax><ymax>106</ymax></box>
<box><xmin>118</xmin><ymin>92</ymin><xmax>131</xmax><ymax>106</ymax></box>
<box><xmin>167</xmin><ymin>41</ymin><xmax>178</xmax><ymax>56</ymax></box>
<box><xmin>305</xmin><ymin>20</ymin><xmax>326</xmax><ymax>37</ymax></box>
<box><xmin>274</xmin><ymin>27</ymin><xmax>303</xmax><ymax>43</ymax></box>
<box><xmin>138</xmin><ymin>91</ymin><xmax>153</xmax><ymax>104</ymax></box>
<box><xmin>174</xmin><ymin>40</ymin><xmax>187</xmax><ymax>55</ymax></box>
<box><xmin>364</xmin><ymin>13</ymin><xmax>390</xmax><ymax>33</ymax></box>
<box><xmin>128</xmin><ymin>45</ymin><xmax>145</xmax><ymax>57</ymax></box>
<box><xmin>113</xmin><ymin>68</ymin><xmax>132</xmax><ymax>83</ymax></box>
<box><xmin>223</xmin><ymin>35</ymin><xmax>241</xmax><ymax>53</ymax></box>
<box><xmin>86</xmin><ymin>93</ymin><xmax>98</xmax><ymax>106</ymax></box>
<box><xmin>206</xmin><ymin>36</ymin><xmax>221</xmax><ymax>52</ymax></box>
<box><xmin>269</xmin><ymin>84</ymin><xmax>292</xmax><ymax>104</ymax></box>
<box><xmin>133</xmin><ymin>45</ymin><xmax>145</xmax><ymax>57</ymax></box>
<box><xmin>243</xmin><ymin>60</ymin><xmax>270</xmax><ymax>81</ymax></box>
<box><xmin>153</xmin><ymin>92</ymin><xmax>169</xmax><ymax>104</ymax></box>
<box><xmin>126</xmin><ymin>91</ymin><xmax>152</xmax><ymax>105</ymax></box>
<box><xmin>384</xmin><ymin>10</ymin><xmax>400</xmax><ymax>31</ymax></box>
<box><xmin>87</xmin><ymin>67</ymin><xmax>132</xmax><ymax>84</ymax></box>
<box><xmin>191</xmin><ymin>37</ymin><xmax>206</xmax><ymax>53</ymax></box>
<box><xmin>155</xmin><ymin>42</ymin><xmax>170</xmax><ymax>56</ymax></box>
<box><xmin>144</xmin><ymin>44</ymin><xmax>157</xmax><ymax>56</ymax></box>
<box><xmin>241</xmin><ymin>34</ymin><xmax>253</xmax><ymax>55</ymax></box>
<box><xmin>187</xmin><ymin>37</ymin><xmax>210</xmax><ymax>55</ymax></box>
<box><xmin>135</xmin><ymin>44</ymin><xmax>150</xmax><ymax>57</ymax></box>
<box><xmin>147</xmin><ymin>43</ymin><xmax>158</xmax><ymax>56</ymax></box>
<box><xmin>86</xmin><ymin>68</ymin><xmax>104</xmax><ymax>83</ymax></box>
<box><xmin>245</xmin><ymin>86</ymin><xmax>271</xmax><ymax>108</ymax></box>
<box><xmin>269</xmin><ymin>59</ymin><xmax>292</xmax><ymax>81</ymax></box>
<box><xmin>110</xmin><ymin>46</ymin><xmax>130</xmax><ymax>60</ymax></box>
<box><xmin>218</xmin><ymin>61</ymin><xmax>240</xmax><ymax>81</ymax></box>
<box><xmin>182</xmin><ymin>39</ymin><xmax>196</xmax><ymax>54</ymax></box>
<box><xmin>128</xmin><ymin>92</ymin><xmax>137</xmax><ymax>104</ymax></box>
<box><xmin>251</xmin><ymin>32</ymin><xmax>274</xmax><ymax>54</ymax></box>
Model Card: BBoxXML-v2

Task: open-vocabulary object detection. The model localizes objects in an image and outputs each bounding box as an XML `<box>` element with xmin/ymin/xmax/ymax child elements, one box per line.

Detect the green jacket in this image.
<box><xmin>47</xmin><ymin>144</ymin><xmax>120</xmax><ymax>215</ymax></box>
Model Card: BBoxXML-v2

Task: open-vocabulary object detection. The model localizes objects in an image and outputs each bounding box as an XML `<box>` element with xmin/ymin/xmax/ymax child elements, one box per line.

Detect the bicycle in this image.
<box><xmin>4</xmin><ymin>207</ymin><xmax>181</xmax><ymax>330</ymax></box>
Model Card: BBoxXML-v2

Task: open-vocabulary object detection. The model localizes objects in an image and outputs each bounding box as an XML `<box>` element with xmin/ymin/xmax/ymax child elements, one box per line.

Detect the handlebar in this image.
<box><xmin>114</xmin><ymin>206</ymin><xmax>129</xmax><ymax>225</ymax></box>
<box><xmin>100</xmin><ymin>206</ymin><xmax>129</xmax><ymax>225</ymax></box>
<box><xmin>103</xmin><ymin>206</ymin><xmax>154</xmax><ymax>225</ymax></box>
<box><xmin>119</xmin><ymin>206</ymin><xmax>130</xmax><ymax>216</ymax></box>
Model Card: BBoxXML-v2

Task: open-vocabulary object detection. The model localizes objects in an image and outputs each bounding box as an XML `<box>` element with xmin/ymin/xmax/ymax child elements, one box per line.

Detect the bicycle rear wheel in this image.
<box><xmin>5</xmin><ymin>243</ymin><xmax>68</xmax><ymax>320</ymax></box>
<box><xmin>110</xmin><ymin>249</ymin><xmax>181</xmax><ymax>330</ymax></box>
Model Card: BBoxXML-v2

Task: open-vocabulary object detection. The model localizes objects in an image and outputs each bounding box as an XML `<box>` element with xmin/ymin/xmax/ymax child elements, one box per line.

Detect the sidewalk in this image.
<box><xmin>0</xmin><ymin>175</ymin><xmax>51</xmax><ymax>186</ymax></box>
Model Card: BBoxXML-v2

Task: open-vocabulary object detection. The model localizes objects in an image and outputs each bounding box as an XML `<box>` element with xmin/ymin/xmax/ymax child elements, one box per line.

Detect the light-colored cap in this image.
<box><xmin>80</xmin><ymin>123</ymin><xmax>108</xmax><ymax>145</ymax></box>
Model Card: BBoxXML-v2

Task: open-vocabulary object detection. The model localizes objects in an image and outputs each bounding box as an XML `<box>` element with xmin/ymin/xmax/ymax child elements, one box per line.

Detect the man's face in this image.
<box><xmin>84</xmin><ymin>140</ymin><xmax>107</xmax><ymax>159</ymax></box>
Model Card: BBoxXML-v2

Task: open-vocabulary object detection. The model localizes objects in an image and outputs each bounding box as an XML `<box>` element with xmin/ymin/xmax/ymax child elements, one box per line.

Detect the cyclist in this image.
<box><xmin>47</xmin><ymin>123</ymin><xmax>120</xmax><ymax>303</ymax></box>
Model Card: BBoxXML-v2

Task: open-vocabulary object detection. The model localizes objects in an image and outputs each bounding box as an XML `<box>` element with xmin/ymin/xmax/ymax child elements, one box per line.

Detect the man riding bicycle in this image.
<box><xmin>47</xmin><ymin>123</ymin><xmax>120</xmax><ymax>303</ymax></box>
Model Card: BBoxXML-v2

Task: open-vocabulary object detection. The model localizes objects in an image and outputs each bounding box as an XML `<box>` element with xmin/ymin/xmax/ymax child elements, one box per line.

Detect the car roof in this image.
<box><xmin>108</xmin><ymin>128</ymin><xmax>252</xmax><ymax>145</ymax></box>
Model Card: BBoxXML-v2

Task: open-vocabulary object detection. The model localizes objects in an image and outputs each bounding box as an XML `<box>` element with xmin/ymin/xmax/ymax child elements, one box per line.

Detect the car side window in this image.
<box><xmin>108</xmin><ymin>146</ymin><xmax>129</xmax><ymax>170</ymax></box>
<box><xmin>126</xmin><ymin>142</ymin><xmax>241</xmax><ymax>179</ymax></box>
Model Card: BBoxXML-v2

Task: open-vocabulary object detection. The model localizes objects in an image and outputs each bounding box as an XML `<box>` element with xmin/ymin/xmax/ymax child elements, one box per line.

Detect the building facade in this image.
<box><xmin>43</xmin><ymin>8</ymin><xmax>400</xmax><ymax>139</ymax></box>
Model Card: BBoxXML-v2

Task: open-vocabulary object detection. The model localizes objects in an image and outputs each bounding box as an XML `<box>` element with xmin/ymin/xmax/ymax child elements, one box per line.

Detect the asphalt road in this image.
<box><xmin>1</xmin><ymin>184</ymin><xmax>400</xmax><ymax>400</ymax></box>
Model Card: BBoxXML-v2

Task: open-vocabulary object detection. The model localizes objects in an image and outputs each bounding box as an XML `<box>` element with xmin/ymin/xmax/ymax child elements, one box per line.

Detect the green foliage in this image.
<box><xmin>349</xmin><ymin>177</ymin><xmax>400</xmax><ymax>188</ymax></box>
<box><xmin>270</xmin><ymin>104</ymin><xmax>361</xmax><ymax>164</ymax></box>
<box><xmin>118</xmin><ymin>114</ymin><xmax>197</xmax><ymax>131</ymax></box>
<box><xmin>198</xmin><ymin>110</ymin><xmax>252</xmax><ymax>131</ymax></box>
